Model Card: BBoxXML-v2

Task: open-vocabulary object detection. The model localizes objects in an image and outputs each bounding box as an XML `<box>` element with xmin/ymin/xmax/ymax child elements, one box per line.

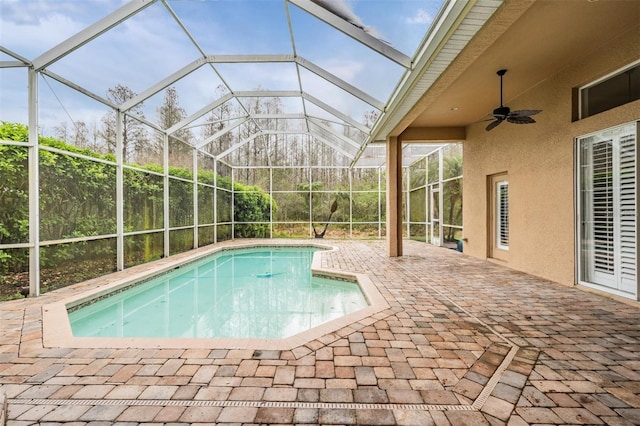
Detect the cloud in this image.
<box><xmin>317</xmin><ymin>58</ymin><xmax>364</xmax><ymax>83</ymax></box>
<box><xmin>0</xmin><ymin>12</ymin><xmax>86</xmax><ymax>58</ymax></box>
<box><xmin>406</xmin><ymin>9</ymin><xmax>434</xmax><ymax>25</ymax></box>
<box><xmin>1</xmin><ymin>0</ymin><xmax>75</xmax><ymax>25</ymax></box>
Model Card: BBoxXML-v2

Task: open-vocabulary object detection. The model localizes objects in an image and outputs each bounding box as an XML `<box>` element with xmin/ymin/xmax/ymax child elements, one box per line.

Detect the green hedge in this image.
<box><xmin>0</xmin><ymin>122</ymin><xmax>275</xmax><ymax>297</ymax></box>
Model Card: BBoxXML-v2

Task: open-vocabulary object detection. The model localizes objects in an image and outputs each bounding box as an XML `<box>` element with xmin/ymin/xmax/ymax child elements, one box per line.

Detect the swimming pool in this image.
<box><xmin>67</xmin><ymin>246</ymin><xmax>367</xmax><ymax>339</ymax></box>
<box><xmin>43</xmin><ymin>241</ymin><xmax>389</xmax><ymax>350</ymax></box>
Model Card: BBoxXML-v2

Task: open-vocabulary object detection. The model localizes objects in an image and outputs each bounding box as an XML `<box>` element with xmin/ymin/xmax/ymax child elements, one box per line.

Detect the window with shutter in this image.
<box><xmin>488</xmin><ymin>173</ymin><xmax>509</xmax><ymax>262</ymax></box>
<box><xmin>497</xmin><ymin>181</ymin><xmax>509</xmax><ymax>250</ymax></box>
<box><xmin>578</xmin><ymin>122</ymin><xmax>637</xmax><ymax>299</ymax></box>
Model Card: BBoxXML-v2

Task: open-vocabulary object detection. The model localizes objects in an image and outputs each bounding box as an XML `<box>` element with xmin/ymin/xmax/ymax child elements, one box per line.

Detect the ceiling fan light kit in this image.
<box><xmin>485</xmin><ymin>69</ymin><xmax>542</xmax><ymax>131</ymax></box>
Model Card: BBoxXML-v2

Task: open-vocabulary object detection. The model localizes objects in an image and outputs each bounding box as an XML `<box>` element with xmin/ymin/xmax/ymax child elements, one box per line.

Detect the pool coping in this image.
<box><xmin>42</xmin><ymin>240</ymin><xmax>390</xmax><ymax>351</ymax></box>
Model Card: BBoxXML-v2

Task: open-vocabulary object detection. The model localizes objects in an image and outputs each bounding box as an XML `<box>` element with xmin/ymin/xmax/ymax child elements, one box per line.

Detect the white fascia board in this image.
<box><xmin>32</xmin><ymin>0</ymin><xmax>157</xmax><ymax>71</ymax></box>
<box><xmin>301</xmin><ymin>92</ymin><xmax>370</xmax><ymax>134</ymax></box>
<box><xmin>368</xmin><ymin>0</ymin><xmax>476</xmax><ymax>141</ymax></box>
<box><xmin>167</xmin><ymin>93</ymin><xmax>234</xmax><ymax>135</ymax></box>
<box><xmin>289</xmin><ymin>0</ymin><xmax>410</xmax><ymax>68</ymax></box>
<box><xmin>206</xmin><ymin>54</ymin><xmax>295</xmax><ymax>63</ymax></box>
<box><xmin>40</xmin><ymin>69</ymin><xmax>117</xmax><ymax>109</ymax></box>
<box><xmin>384</xmin><ymin>0</ymin><xmax>469</xmax><ymax>110</ymax></box>
<box><xmin>0</xmin><ymin>46</ymin><xmax>31</xmax><ymax>65</ymax></box>
<box><xmin>296</xmin><ymin>56</ymin><xmax>384</xmax><ymax>110</ymax></box>
<box><xmin>307</xmin><ymin>117</ymin><xmax>360</xmax><ymax>150</ymax></box>
<box><xmin>353</xmin><ymin>0</ymin><xmax>477</xmax><ymax>167</ymax></box>
<box><xmin>195</xmin><ymin>117</ymin><xmax>249</xmax><ymax>149</ymax></box>
<box><xmin>235</xmin><ymin>90</ymin><xmax>301</xmax><ymax>98</ymax></box>
<box><xmin>120</xmin><ymin>57</ymin><xmax>207</xmax><ymax>112</ymax></box>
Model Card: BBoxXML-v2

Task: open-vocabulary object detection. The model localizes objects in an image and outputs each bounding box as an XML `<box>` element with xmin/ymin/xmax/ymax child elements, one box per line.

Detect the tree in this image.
<box><xmin>202</xmin><ymin>85</ymin><xmax>233</xmax><ymax>152</ymax></box>
<box><xmin>156</xmin><ymin>86</ymin><xmax>193</xmax><ymax>168</ymax></box>
<box><xmin>53</xmin><ymin>122</ymin><xmax>71</xmax><ymax>145</ymax></box>
<box><xmin>99</xmin><ymin>84</ymin><xmax>149</xmax><ymax>163</ymax></box>
<box><xmin>363</xmin><ymin>109</ymin><xmax>379</xmax><ymax>129</ymax></box>
<box><xmin>53</xmin><ymin>121</ymin><xmax>92</xmax><ymax>149</ymax></box>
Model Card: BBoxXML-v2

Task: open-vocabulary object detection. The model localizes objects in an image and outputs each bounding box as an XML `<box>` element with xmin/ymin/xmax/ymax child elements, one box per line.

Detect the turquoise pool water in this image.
<box><xmin>68</xmin><ymin>246</ymin><xmax>367</xmax><ymax>339</ymax></box>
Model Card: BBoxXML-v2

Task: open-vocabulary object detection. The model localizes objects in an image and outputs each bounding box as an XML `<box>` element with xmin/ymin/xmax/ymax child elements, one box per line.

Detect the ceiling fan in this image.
<box><xmin>485</xmin><ymin>69</ymin><xmax>542</xmax><ymax>131</ymax></box>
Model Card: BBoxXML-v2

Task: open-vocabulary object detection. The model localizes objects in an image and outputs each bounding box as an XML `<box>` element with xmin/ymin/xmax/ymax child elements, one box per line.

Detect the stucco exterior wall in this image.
<box><xmin>462</xmin><ymin>26</ymin><xmax>640</xmax><ymax>286</ymax></box>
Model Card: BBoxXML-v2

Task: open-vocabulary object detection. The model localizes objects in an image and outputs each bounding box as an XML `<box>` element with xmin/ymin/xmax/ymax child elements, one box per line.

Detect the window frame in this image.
<box><xmin>579</xmin><ymin>60</ymin><xmax>640</xmax><ymax>120</ymax></box>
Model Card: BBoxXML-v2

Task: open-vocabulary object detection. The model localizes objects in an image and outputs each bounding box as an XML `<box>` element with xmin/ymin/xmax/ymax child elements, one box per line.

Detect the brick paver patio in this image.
<box><xmin>1</xmin><ymin>240</ymin><xmax>638</xmax><ymax>425</ymax></box>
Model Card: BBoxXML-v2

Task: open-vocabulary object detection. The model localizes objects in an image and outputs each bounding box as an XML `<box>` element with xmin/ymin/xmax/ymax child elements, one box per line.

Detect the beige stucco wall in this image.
<box><xmin>462</xmin><ymin>26</ymin><xmax>640</xmax><ymax>286</ymax></box>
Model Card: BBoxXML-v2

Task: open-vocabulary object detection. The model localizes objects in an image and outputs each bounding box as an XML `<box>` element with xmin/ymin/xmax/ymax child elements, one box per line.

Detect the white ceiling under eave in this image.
<box><xmin>399</xmin><ymin>0</ymin><xmax>640</xmax><ymax>137</ymax></box>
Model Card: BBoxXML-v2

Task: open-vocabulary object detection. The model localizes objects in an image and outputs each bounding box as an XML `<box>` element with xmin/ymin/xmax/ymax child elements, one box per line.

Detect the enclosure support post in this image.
<box><xmin>438</xmin><ymin>146</ymin><xmax>445</xmax><ymax>247</ymax></box>
<box><xmin>193</xmin><ymin>149</ymin><xmax>198</xmax><ymax>249</ymax></box>
<box><xmin>269</xmin><ymin>166</ymin><xmax>273</xmax><ymax>239</ymax></box>
<box><xmin>213</xmin><ymin>160</ymin><xmax>218</xmax><ymax>243</ymax></box>
<box><xmin>308</xmin><ymin>135</ymin><xmax>313</xmax><ymax>238</ymax></box>
<box><xmin>27</xmin><ymin>68</ymin><xmax>40</xmax><ymax>296</ymax></box>
<box><xmin>349</xmin><ymin>168</ymin><xmax>353</xmax><ymax>239</ymax></box>
<box><xmin>386</xmin><ymin>136</ymin><xmax>403</xmax><ymax>257</ymax></box>
<box><xmin>378</xmin><ymin>167</ymin><xmax>382</xmax><ymax>239</ymax></box>
<box><xmin>163</xmin><ymin>133</ymin><xmax>170</xmax><ymax>258</ymax></box>
<box><xmin>406</xmin><ymin>167</ymin><xmax>411</xmax><ymax>238</ymax></box>
<box><xmin>115</xmin><ymin>111</ymin><xmax>124</xmax><ymax>270</ymax></box>
<box><xmin>231</xmin><ymin>168</ymin><xmax>235</xmax><ymax>240</ymax></box>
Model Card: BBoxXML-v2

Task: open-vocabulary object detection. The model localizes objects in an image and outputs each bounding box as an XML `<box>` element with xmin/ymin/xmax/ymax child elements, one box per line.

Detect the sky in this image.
<box><xmin>0</xmin><ymin>0</ymin><xmax>445</xmax><ymax>138</ymax></box>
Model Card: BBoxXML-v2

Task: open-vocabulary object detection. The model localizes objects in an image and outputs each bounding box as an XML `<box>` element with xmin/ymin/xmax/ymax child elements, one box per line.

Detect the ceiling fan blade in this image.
<box><xmin>510</xmin><ymin>109</ymin><xmax>542</xmax><ymax>117</ymax></box>
<box><xmin>486</xmin><ymin>119</ymin><xmax>503</xmax><ymax>131</ymax></box>
<box><xmin>507</xmin><ymin>115</ymin><xmax>536</xmax><ymax>124</ymax></box>
<box><xmin>485</xmin><ymin>71</ymin><xmax>541</xmax><ymax>130</ymax></box>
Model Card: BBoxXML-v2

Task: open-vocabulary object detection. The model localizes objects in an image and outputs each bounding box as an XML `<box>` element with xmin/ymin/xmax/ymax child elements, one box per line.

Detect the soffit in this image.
<box><xmin>401</xmin><ymin>0</ymin><xmax>640</xmax><ymax>132</ymax></box>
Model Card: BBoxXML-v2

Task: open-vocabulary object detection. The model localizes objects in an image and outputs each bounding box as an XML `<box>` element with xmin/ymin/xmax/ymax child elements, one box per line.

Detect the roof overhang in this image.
<box><xmin>390</xmin><ymin>0</ymin><xmax>640</xmax><ymax>140</ymax></box>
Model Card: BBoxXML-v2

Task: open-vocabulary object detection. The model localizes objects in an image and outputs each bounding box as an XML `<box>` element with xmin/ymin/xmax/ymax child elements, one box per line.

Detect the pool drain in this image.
<box><xmin>10</xmin><ymin>398</ymin><xmax>477</xmax><ymax>412</ymax></box>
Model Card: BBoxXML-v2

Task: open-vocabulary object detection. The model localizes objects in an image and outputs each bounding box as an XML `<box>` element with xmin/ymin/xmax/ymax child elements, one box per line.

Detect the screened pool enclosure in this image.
<box><xmin>0</xmin><ymin>0</ymin><xmax>473</xmax><ymax>298</ymax></box>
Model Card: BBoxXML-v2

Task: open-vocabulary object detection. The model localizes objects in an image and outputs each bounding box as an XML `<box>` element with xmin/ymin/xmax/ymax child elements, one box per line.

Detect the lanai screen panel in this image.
<box><xmin>0</xmin><ymin>0</ymin><xmax>491</xmax><ymax>298</ymax></box>
<box><xmin>43</xmin><ymin>1</ymin><xmax>202</xmax><ymax>97</ymax></box>
<box><xmin>0</xmin><ymin>0</ymin><xmax>449</xmax><ymax>168</ymax></box>
<box><xmin>167</xmin><ymin>0</ymin><xmax>293</xmax><ymax>55</ymax></box>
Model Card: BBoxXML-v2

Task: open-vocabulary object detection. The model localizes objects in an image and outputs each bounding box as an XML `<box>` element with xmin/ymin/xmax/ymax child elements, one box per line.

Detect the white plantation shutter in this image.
<box><xmin>591</xmin><ymin>140</ymin><xmax>615</xmax><ymax>274</ymax></box>
<box><xmin>579</xmin><ymin>122</ymin><xmax>637</xmax><ymax>299</ymax></box>
<box><xmin>619</xmin><ymin>132</ymin><xmax>636</xmax><ymax>292</ymax></box>
<box><xmin>497</xmin><ymin>181</ymin><xmax>509</xmax><ymax>250</ymax></box>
